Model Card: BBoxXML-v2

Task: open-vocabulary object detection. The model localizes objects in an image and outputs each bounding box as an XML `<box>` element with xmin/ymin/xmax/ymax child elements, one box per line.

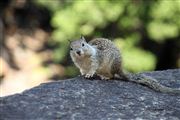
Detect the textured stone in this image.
<box><xmin>0</xmin><ymin>69</ymin><xmax>180</xmax><ymax>120</ymax></box>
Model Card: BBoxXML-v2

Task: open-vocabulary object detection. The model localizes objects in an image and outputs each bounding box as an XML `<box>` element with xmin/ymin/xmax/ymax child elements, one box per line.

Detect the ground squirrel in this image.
<box><xmin>70</xmin><ymin>36</ymin><xmax>180</xmax><ymax>94</ymax></box>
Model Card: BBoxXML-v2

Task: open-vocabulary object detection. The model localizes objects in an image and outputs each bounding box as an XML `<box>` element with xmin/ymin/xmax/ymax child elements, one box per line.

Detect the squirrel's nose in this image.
<box><xmin>76</xmin><ymin>51</ymin><xmax>81</xmax><ymax>55</ymax></box>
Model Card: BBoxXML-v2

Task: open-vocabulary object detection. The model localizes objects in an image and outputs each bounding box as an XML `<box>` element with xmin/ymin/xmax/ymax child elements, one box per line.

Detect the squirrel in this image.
<box><xmin>69</xmin><ymin>36</ymin><xmax>180</xmax><ymax>94</ymax></box>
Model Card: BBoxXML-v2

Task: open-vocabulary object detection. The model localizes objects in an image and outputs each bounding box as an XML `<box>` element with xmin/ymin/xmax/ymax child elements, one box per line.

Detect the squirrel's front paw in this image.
<box><xmin>85</xmin><ymin>73</ymin><xmax>94</xmax><ymax>78</ymax></box>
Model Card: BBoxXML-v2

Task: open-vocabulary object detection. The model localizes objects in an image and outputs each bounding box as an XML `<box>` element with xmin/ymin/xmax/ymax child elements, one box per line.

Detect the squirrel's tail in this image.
<box><xmin>126</xmin><ymin>73</ymin><xmax>180</xmax><ymax>94</ymax></box>
<box><xmin>116</xmin><ymin>71</ymin><xmax>180</xmax><ymax>94</ymax></box>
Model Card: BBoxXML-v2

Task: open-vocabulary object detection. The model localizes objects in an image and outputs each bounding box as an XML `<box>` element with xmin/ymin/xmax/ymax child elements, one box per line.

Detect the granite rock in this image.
<box><xmin>0</xmin><ymin>69</ymin><xmax>180</xmax><ymax>120</ymax></box>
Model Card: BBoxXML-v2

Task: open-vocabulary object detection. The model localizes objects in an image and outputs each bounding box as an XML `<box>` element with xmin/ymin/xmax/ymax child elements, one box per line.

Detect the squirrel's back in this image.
<box><xmin>89</xmin><ymin>38</ymin><xmax>117</xmax><ymax>51</ymax></box>
<box><xmin>88</xmin><ymin>38</ymin><xmax>124</xmax><ymax>79</ymax></box>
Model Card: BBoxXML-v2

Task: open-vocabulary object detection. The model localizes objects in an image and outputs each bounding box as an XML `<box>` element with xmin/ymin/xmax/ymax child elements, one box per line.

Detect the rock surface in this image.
<box><xmin>0</xmin><ymin>69</ymin><xmax>180</xmax><ymax>120</ymax></box>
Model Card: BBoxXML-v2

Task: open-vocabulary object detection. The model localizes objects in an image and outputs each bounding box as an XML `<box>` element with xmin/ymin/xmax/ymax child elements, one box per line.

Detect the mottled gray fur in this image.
<box><xmin>70</xmin><ymin>36</ymin><xmax>180</xmax><ymax>94</ymax></box>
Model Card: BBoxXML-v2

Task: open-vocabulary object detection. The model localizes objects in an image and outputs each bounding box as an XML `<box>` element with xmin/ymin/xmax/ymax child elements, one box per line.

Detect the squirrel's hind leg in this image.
<box><xmin>99</xmin><ymin>75</ymin><xmax>110</xmax><ymax>80</ymax></box>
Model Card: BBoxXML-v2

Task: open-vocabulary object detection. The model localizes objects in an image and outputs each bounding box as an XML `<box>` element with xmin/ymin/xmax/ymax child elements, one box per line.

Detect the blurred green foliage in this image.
<box><xmin>35</xmin><ymin>0</ymin><xmax>180</xmax><ymax>75</ymax></box>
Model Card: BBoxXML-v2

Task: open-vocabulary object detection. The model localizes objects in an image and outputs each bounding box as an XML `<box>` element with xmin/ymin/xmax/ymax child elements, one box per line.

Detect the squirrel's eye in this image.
<box><xmin>82</xmin><ymin>43</ymin><xmax>84</xmax><ymax>47</ymax></box>
<box><xmin>70</xmin><ymin>48</ymin><xmax>73</xmax><ymax>50</ymax></box>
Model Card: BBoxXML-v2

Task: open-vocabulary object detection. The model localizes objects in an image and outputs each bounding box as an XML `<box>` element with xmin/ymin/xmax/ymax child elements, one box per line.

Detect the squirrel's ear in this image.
<box><xmin>80</xmin><ymin>35</ymin><xmax>86</xmax><ymax>41</ymax></box>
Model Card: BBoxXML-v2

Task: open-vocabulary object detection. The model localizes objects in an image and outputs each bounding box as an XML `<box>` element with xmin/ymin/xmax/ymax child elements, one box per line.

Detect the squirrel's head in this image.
<box><xmin>69</xmin><ymin>36</ymin><xmax>92</xmax><ymax>58</ymax></box>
